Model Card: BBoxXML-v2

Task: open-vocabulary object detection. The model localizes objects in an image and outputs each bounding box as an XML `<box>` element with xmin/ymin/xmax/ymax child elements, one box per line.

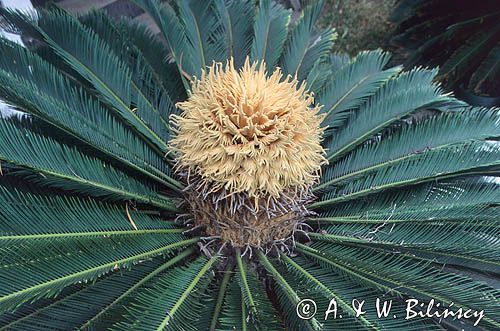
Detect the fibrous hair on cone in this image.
<box><xmin>170</xmin><ymin>57</ymin><xmax>327</xmax><ymax>251</ymax></box>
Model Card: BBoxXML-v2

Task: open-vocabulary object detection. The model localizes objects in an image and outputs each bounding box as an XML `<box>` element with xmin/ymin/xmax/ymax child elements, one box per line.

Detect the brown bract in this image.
<box><xmin>170</xmin><ymin>58</ymin><xmax>326</xmax><ymax>202</ymax></box>
<box><xmin>185</xmin><ymin>189</ymin><xmax>311</xmax><ymax>248</ymax></box>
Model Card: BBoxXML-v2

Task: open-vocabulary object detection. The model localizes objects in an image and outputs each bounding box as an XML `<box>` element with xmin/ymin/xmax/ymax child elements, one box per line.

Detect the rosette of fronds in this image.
<box><xmin>0</xmin><ymin>0</ymin><xmax>499</xmax><ymax>330</ymax></box>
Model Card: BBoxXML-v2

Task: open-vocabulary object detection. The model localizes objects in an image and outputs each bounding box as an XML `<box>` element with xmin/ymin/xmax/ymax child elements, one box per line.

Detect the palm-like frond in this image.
<box><xmin>112</xmin><ymin>256</ymin><xmax>217</xmax><ymax>331</ymax></box>
<box><xmin>0</xmin><ymin>37</ymin><xmax>181</xmax><ymax>190</ymax></box>
<box><xmin>130</xmin><ymin>0</ymin><xmax>188</xmax><ymax>78</ymax></box>
<box><xmin>318</xmin><ymin>107</ymin><xmax>500</xmax><ymax>192</ymax></box>
<box><xmin>0</xmin><ymin>118</ymin><xmax>176</xmax><ymax>210</ymax></box>
<box><xmin>0</xmin><ymin>1</ymin><xmax>498</xmax><ymax>330</ymax></box>
<box><xmin>213</xmin><ymin>0</ymin><xmax>255</xmax><ymax>69</ymax></box>
<box><xmin>314</xmin><ymin>177</ymin><xmax>500</xmax><ymax>222</ymax></box>
<box><xmin>216</xmin><ymin>256</ymin><xmax>281</xmax><ymax>331</ymax></box>
<box><xmin>437</xmin><ymin>28</ymin><xmax>500</xmax><ymax>88</ymax></box>
<box><xmin>114</xmin><ymin>18</ymin><xmax>185</xmax><ymax>102</ymax></box>
<box><xmin>469</xmin><ymin>46</ymin><xmax>500</xmax><ymax>95</ymax></box>
<box><xmin>177</xmin><ymin>0</ymin><xmax>228</xmax><ymax>74</ymax></box>
<box><xmin>305</xmin><ymin>53</ymin><xmax>349</xmax><ymax>95</ymax></box>
<box><xmin>280</xmin><ymin>253</ymin><xmax>443</xmax><ymax>330</ymax></box>
<box><xmin>298</xmin><ymin>243</ymin><xmax>500</xmax><ymax>329</ymax></box>
<box><xmin>324</xmin><ymin>67</ymin><xmax>455</xmax><ymax>161</ymax></box>
<box><xmin>235</xmin><ymin>252</ymin><xmax>282</xmax><ymax>330</ymax></box>
<box><xmin>76</xmin><ymin>10</ymin><xmax>176</xmax><ymax>139</ymax></box>
<box><xmin>32</xmin><ymin>9</ymin><xmax>170</xmax><ymax>154</ymax></box>
<box><xmin>0</xmin><ymin>250</ymin><xmax>194</xmax><ymax>330</ymax></box>
<box><xmin>0</xmin><ymin>184</ymin><xmax>190</xmax><ymax>314</ymax></box>
<box><xmin>317</xmin><ymin>50</ymin><xmax>401</xmax><ymax>130</ymax></box>
<box><xmin>217</xmin><ymin>274</ymin><xmax>247</xmax><ymax>331</ymax></box>
<box><xmin>250</xmin><ymin>0</ymin><xmax>290</xmax><ymax>70</ymax></box>
<box><xmin>389</xmin><ymin>0</ymin><xmax>500</xmax><ymax>98</ymax></box>
<box><xmin>259</xmin><ymin>252</ymin><xmax>323</xmax><ymax>331</ymax></box>
<box><xmin>280</xmin><ymin>0</ymin><xmax>336</xmax><ymax>80</ymax></box>
<box><xmin>315</xmin><ymin>140</ymin><xmax>500</xmax><ymax>207</ymax></box>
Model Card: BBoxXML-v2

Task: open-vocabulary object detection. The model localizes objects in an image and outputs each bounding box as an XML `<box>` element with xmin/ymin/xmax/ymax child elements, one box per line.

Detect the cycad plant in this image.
<box><xmin>0</xmin><ymin>0</ymin><xmax>499</xmax><ymax>330</ymax></box>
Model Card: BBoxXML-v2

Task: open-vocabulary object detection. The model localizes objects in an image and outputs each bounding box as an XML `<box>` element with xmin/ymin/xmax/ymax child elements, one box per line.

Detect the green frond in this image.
<box><xmin>208</xmin><ymin>263</ymin><xmax>233</xmax><ymax>331</ymax></box>
<box><xmin>174</xmin><ymin>1</ymin><xmax>207</xmax><ymax>72</ymax></box>
<box><xmin>469</xmin><ymin>46</ymin><xmax>500</xmax><ymax>94</ymax></box>
<box><xmin>304</xmin><ymin>58</ymin><xmax>330</xmax><ymax>95</ymax></box>
<box><xmin>280</xmin><ymin>0</ymin><xmax>336</xmax><ymax>80</ymax></box>
<box><xmin>314</xmin><ymin>140</ymin><xmax>500</xmax><ymax>207</ymax></box>
<box><xmin>130</xmin><ymin>0</ymin><xmax>190</xmax><ymax>82</ymax></box>
<box><xmin>401</xmin><ymin>247</ymin><xmax>500</xmax><ymax>274</ymax></box>
<box><xmin>133</xmin><ymin>73</ymin><xmax>173</xmax><ymax>143</ymax></box>
<box><xmin>311</xmin><ymin>218</ymin><xmax>499</xmax><ymax>265</ymax></box>
<box><xmin>111</xmin><ymin>256</ymin><xmax>217</xmax><ymax>331</ymax></box>
<box><xmin>317</xmin><ymin>107</ymin><xmax>500</xmax><ymax>192</ymax></box>
<box><xmin>437</xmin><ymin>26</ymin><xmax>500</xmax><ymax>88</ymax></box>
<box><xmin>216</xmin><ymin>253</ymin><xmax>281</xmax><ymax>331</ymax></box>
<box><xmin>79</xmin><ymin>11</ymin><xmax>186</xmax><ymax>102</ymax></box>
<box><xmin>312</xmin><ymin>178</ymin><xmax>500</xmax><ymax>267</ymax></box>
<box><xmin>217</xmin><ymin>275</ymin><xmax>247</xmax><ymax>331</ymax></box>
<box><xmin>305</xmin><ymin>53</ymin><xmax>349</xmax><ymax>96</ymax></box>
<box><xmin>324</xmin><ymin>67</ymin><xmax>457</xmax><ymax>162</ymax></box>
<box><xmin>77</xmin><ymin>10</ymin><xmax>176</xmax><ymax>143</ymax></box>
<box><xmin>403</xmin><ymin>30</ymin><xmax>450</xmax><ymax>69</ymax></box>
<box><xmin>213</xmin><ymin>0</ymin><xmax>255</xmax><ymax>69</ymax></box>
<box><xmin>390</xmin><ymin>0</ymin><xmax>500</xmax><ymax>96</ymax></box>
<box><xmin>235</xmin><ymin>252</ymin><xmax>282</xmax><ymax>330</ymax></box>
<box><xmin>133</xmin><ymin>0</ymin><xmax>227</xmax><ymax>80</ymax></box>
<box><xmin>298</xmin><ymin>27</ymin><xmax>337</xmax><ymax>81</ymax></box>
<box><xmin>299</xmin><ymin>243</ymin><xmax>500</xmax><ymax>329</ymax></box>
<box><xmin>0</xmin><ymin>118</ymin><xmax>177</xmax><ymax>210</ymax></box>
<box><xmin>0</xmin><ymin>37</ymin><xmax>182</xmax><ymax>191</ymax></box>
<box><xmin>4</xmin><ymin>8</ymin><xmax>170</xmax><ymax>155</ymax></box>
<box><xmin>0</xmin><ymin>286</ymin><xmax>81</xmax><ymax>330</ymax></box>
<box><xmin>0</xmin><ymin>231</ymin><xmax>195</xmax><ymax>315</ymax></box>
<box><xmin>80</xmin><ymin>249</ymin><xmax>195</xmax><ymax>330</ymax></box>
<box><xmin>235</xmin><ymin>253</ymin><xmax>257</xmax><ymax>318</ymax></box>
<box><xmin>279</xmin><ymin>253</ymin><xmax>443</xmax><ymax>330</ymax></box>
<box><xmin>0</xmin><ymin>184</ymin><xmax>180</xmax><ymax>241</ymax></box>
<box><xmin>0</xmin><ymin>7</ymin><xmax>38</xmax><ymax>38</ymax></box>
<box><xmin>317</xmin><ymin>50</ymin><xmax>400</xmax><ymax>130</ymax></box>
<box><xmin>116</xmin><ymin>19</ymin><xmax>185</xmax><ymax>102</ymax></box>
<box><xmin>258</xmin><ymin>252</ymin><xmax>322</xmax><ymax>331</ymax></box>
<box><xmin>176</xmin><ymin>0</ymin><xmax>227</xmax><ymax>76</ymax></box>
<box><xmin>250</xmin><ymin>0</ymin><xmax>290</xmax><ymax>70</ymax></box>
<box><xmin>0</xmin><ymin>251</ymin><xmax>194</xmax><ymax>330</ymax></box>
<box><xmin>279</xmin><ymin>254</ymin><xmax>379</xmax><ymax>330</ymax></box>
<box><xmin>314</xmin><ymin>177</ymin><xmax>500</xmax><ymax>222</ymax></box>
<box><xmin>0</xmin><ymin>185</ymin><xmax>191</xmax><ymax>315</ymax></box>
